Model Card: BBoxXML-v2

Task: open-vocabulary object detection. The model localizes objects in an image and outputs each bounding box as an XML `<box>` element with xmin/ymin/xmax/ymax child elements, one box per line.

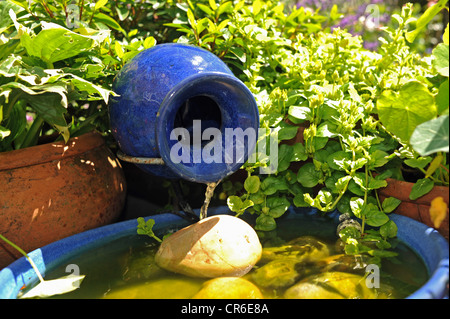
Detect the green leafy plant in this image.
<box><xmin>162</xmin><ymin>0</ymin><xmax>448</xmax><ymax>263</ymax></box>
<box><xmin>0</xmin><ymin>0</ymin><xmax>156</xmax><ymax>151</ymax></box>
<box><xmin>2</xmin><ymin>0</ymin><xmax>447</xmax><ymax>265</ymax></box>
<box><xmin>375</xmin><ymin>1</ymin><xmax>449</xmax><ymax>202</ymax></box>
<box><xmin>409</xmin><ymin>20</ymin><xmax>449</xmax><ymax>158</ymax></box>
<box><xmin>137</xmin><ymin>217</ymin><xmax>163</xmax><ymax>243</ymax></box>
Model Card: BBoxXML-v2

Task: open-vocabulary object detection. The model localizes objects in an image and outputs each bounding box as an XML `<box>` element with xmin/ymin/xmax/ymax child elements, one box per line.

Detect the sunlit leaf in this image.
<box><xmin>409</xmin><ymin>178</ymin><xmax>434</xmax><ymax>200</ymax></box>
<box><xmin>0</xmin><ymin>126</ymin><xmax>11</xmax><ymax>140</ymax></box>
<box><xmin>432</xmin><ymin>43</ymin><xmax>449</xmax><ymax>77</ymax></box>
<box><xmin>443</xmin><ymin>23</ymin><xmax>449</xmax><ymax>45</ymax></box>
<box><xmin>94</xmin><ymin>0</ymin><xmax>108</xmax><ymax>11</ymax></box>
<box><xmin>350</xmin><ymin>197</ymin><xmax>364</xmax><ymax>219</ymax></box>
<box><xmin>143</xmin><ymin>36</ymin><xmax>156</xmax><ymax>49</ymax></box>
<box><xmin>255</xmin><ymin>214</ymin><xmax>276</xmax><ymax>231</ymax></box>
<box><xmin>380</xmin><ymin>220</ymin><xmax>398</xmax><ymax>238</ymax></box>
<box><xmin>410</xmin><ymin>115</ymin><xmax>449</xmax><ymax>156</ymax></box>
<box><xmin>114</xmin><ymin>41</ymin><xmax>124</xmax><ymax>58</ymax></box>
<box><xmin>265</xmin><ymin>196</ymin><xmax>290</xmax><ymax>218</ymax></box>
<box><xmin>364</xmin><ymin>205</ymin><xmax>389</xmax><ymax>227</ymax></box>
<box><xmin>20</xmin><ymin>22</ymin><xmax>94</xmax><ymax>64</ymax></box>
<box><xmin>425</xmin><ymin>154</ymin><xmax>444</xmax><ymax>178</ymax></box>
<box><xmin>297</xmin><ymin>162</ymin><xmax>323</xmax><ymax>188</ymax></box>
<box><xmin>244</xmin><ymin>175</ymin><xmax>260</xmax><ymax>194</ymax></box>
<box><xmin>405</xmin><ymin>0</ymin><xmax>448</xmax><ymax>43</ymax></box>
<box><xmin>93</xmin><ymin>12</ymin><xmax>124</xmax><ymax>32</ymax></box>
<box><xmin>19</xmin><ymin>275</ymin><xmax>85</xmax><ymax>299</ymax></box>
<box><xmin>435</xmin><ymin>80</ymin><xmax>449</xmax><ymax>116</ymax></box>
<box><xmin>382</xmin><ymin>197</ymin><xmax>401</xmax><ymax>213</ymax></box>
<box><xmin>227</xmin><ymin>195</ymin><xmax>253</xmax><ymax>214</ymax></box>
<box><xmin>377</xmin><ymin>81</ymin><xmax>436</xmax><ymax>142</ymax></box>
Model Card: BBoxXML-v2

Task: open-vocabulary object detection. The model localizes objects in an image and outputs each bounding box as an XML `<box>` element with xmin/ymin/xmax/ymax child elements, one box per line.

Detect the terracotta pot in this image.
<box><xmin>0</xmin><ymin>131</ymin><xmax>127</xmax><ymax>269</ymax></box>
<box><xmin>378</xmin><ymin>178</ymin><xmax>449</xmax><ymax>240</ymax></box>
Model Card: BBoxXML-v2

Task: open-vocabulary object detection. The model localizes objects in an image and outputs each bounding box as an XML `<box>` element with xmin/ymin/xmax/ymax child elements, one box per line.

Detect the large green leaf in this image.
<box><xmin>93</xmin><ymin>12</ymin><xmax>125</xmax><ymax>32</ymax></box>
<box><xmin>364</xmin><ymin>205</ymin><xmax>389</xmax><ymax>227</ymax></box>
<box><xmin>1</xmin><ymin>82</ymin><xmax>68</xmax><ymax>127</ymax></box>
<box><xmin>377</xmin><ymin>81</ymin><xmax>436</xmax><ymax>142</ymax></box>
<box><xmin>277</xmin><ymin>143</ymin><xmax>293</xmax><ymax>172</ymax></box>
<box><xmin>261</xmin><ymin>176</ymin><xmax>289</xmax><ymax>195</ymax></box>
<box><xmin>297</xmin><ymin>162</ymin><xmax>323</xmax><ymax>188</ymax></box>
<box><xmin>288</xmin><ymin>106</ymin><xmax>311</xmax><ymax>121</ymax></box>
<box><xmin>24</xmin><ymin>92</ymin><xmax>68</xmax><ymax>127</ymax></box>
<box><xmin>409</xmin><ymin>178</ymin><xmax>434</xmax><ymax>200</ymax></box>
<box><xmin>265</xmin><ymin>197</ymin><xmax>290</xmax><ymax>218</ymax></box>
<box><xmin>432</xmin><ymin>43</ymin><xmax>449</xmax><ymax>77</ymax></box>
<box><xmin>0</xmin><ymin>1</ymin><xmax>22</xmax><ymax>29</ymax></box>
<box><xmin>380</xmin><ymin>220</ymin><xmax>398</xmax><ymax>238</ymax></box>
<box><xmin>382</xmin><ymin>197</ymin><xmax>402</xmax><ymax>213</ymax></box>
<box><xmin>69</xmin><ymin>75</ymin><xmax>112</xmax><ymax>104</ymax></box>
<box><xmin>255</xmin><ymin>214</ymin><xmax>276</xmax><ymax>231</ymax></box>
<box><xmin>244</xmin><ymin>175</ymin><xmax>260</xmax><ymax>194</ymax></box>
<box><xmin>1</xmin><ymin>101</ymin><xmax>26</xmax><ymax>148</ymax></box>
<box><xmin>410</xmin><ymin>115</ymin><xmax>449</xmax><ymax>156</ymax></box>
<box><xmin>435</xmin><ymin>79</ymin><xmax>449</xmax><ymax>115</ymax></box>
<box><xmin>20</xmin><ymin>22</ymin><xmax>94</xmax><ymax>64</ymax></box>
<box><xmin>226</xmin><ymin>195</ymin><xmax>253</xmax><ymax>214</ymax></box>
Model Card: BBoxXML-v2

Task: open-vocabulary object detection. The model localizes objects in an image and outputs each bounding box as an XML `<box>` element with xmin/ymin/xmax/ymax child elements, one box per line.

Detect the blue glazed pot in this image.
<box><xmin>109</xmin><ymin>43</ymin><xmax>259</xmax><ymax>183</ymax></box>
<box><xmin>0</xmin><ymin>207</ymin><xmax>448</xmax><ymax>299</ymax></box>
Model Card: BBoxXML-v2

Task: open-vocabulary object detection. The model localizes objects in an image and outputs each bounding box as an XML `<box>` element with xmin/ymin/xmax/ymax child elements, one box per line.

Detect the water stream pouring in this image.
<box><xmin>109</xmin><ymin>44</ymin><xmax>259</xmax><ymax>217</ymax></box>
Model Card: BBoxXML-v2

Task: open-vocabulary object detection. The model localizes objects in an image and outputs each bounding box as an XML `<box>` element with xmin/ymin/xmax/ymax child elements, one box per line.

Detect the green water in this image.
<box><xmin>37</xmin><ymin>214</ymin><xmax>428</xmax><ymax>299</ymax></box>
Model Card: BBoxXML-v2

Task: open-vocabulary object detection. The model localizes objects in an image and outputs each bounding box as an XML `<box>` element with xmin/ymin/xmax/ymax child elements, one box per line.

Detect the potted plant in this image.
<box><xmin>0</xmin><ymin>0</ymin><xmax>143</xmax><ymax>268</ymax></box>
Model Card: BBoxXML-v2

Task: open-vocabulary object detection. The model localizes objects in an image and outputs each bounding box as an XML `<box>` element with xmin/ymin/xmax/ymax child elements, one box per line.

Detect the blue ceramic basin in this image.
<box><xmin>0</xmin><ymin>206</ymin><xmax>448</xmax><ymax>299</ymax></box>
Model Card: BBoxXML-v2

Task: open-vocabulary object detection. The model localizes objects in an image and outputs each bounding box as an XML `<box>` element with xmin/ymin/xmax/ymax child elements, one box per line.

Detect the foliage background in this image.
<box><xmin>0</xmin><ymin>0</ymin><xmax>448</xmax><ymax>261</ymax></box>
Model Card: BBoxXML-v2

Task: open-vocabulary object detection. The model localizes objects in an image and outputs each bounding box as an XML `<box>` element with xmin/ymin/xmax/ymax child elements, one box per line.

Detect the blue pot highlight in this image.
<box><xmin>109</xmin><ymin>43</ymin><xmax>259</xmax><ymax>183</ymax></box>
<box><xmin>0</xmin><ymin>207</ymin><xmax>448</xmax><ymax>299</ymax></box>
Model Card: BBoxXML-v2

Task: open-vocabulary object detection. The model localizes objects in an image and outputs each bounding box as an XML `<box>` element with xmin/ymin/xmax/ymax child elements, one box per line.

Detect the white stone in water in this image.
<box><xmin>193</xmin><ymin>277</ymin><xmax>263</xmax><ymax>299</ymax></box>
<box><xmin>155</xmin><ymin>215</ymin><xmax>262</xmax><ymax>278</ymax></box>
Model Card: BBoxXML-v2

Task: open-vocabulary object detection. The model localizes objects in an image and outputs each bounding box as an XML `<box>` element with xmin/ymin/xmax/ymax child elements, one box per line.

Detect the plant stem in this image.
<box><xmin>89</xmin><ymin>7</ymin><xmax>97</xmax><ymax>25</ymax></box>
<box><xmin>0</xmin><ymin>234</ymin><xmax>45</xmax><ymax>283</ymax></box>
<box><xmin>41</xmin><ymin>0</ymin><xmax>55</xmax><ymax>19</ymax></box>
<box><xmin>4</xmin><ymin>92</ymin><xmax>23</xmax><ymax>120</ymax></box>
<box><xmin>79</xmin><ymin>0</ymin><xmax>84</xmax><ymax>21</ymax></box>
<box><xmin>325</xmin><ymin>177</ymin><xmax>351</xmax><ymax>212</ymax></box>
<box><xmin>361</xmin><ymin>216</ymin><xmax>366</xmax><ymax>235</ymax></box>
<box><xmin>439</xmin><ymin>164</ymin><xmax>449</xmax><ymax>174</ymax></box>
<box><xmin>19</xmin><ymin>116</ymin><xmax>45</xmax><ymax>149</ymax></box>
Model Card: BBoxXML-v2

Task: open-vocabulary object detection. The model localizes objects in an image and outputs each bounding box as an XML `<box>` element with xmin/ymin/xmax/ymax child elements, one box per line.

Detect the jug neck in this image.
<box><xmin>156</xmin><ymin>72</ymin><xmax>259</xmax><ymax>183</ymax></box>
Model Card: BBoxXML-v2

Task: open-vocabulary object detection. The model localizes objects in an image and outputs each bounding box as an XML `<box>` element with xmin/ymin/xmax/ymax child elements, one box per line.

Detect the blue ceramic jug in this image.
<box><xmin>109</xmin><ymin>43</ymin><xmax>259</xmax><ymax>183</ymax></box>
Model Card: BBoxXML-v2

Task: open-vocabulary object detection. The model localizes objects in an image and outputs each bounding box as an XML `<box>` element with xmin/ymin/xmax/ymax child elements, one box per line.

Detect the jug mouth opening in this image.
<box><xmin>173</xmin><ymin>95</ymin><xmax>223</xmax><ymax>148</ymax></box>
<box><xmin>156</xmin><ymin>72</ymin><xmax>259</xmax><ymax>183</ymax></box>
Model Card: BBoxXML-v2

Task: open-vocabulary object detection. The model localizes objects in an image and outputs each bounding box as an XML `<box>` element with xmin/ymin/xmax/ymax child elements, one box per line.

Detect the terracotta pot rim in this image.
<box><xmin>381</xmin><ymin>177</ymin><xmax>449</xmax><ymax>204</ymax></box>
<box><xmin>0</xmin><ymin>131</ymin><xmax>105</xmax><ymax>171</ymax></box>
<box><xmin>384</xmin><ymin>177</ymin><xmax>449</xmax><ymax>189</ymax></box>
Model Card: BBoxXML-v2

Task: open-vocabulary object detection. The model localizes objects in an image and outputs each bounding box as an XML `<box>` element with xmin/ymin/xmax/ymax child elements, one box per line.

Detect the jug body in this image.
<box><xmin>109</xmin><ymin>43</ymin><xmax>259</xmax><ymax>183</ymax></box>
